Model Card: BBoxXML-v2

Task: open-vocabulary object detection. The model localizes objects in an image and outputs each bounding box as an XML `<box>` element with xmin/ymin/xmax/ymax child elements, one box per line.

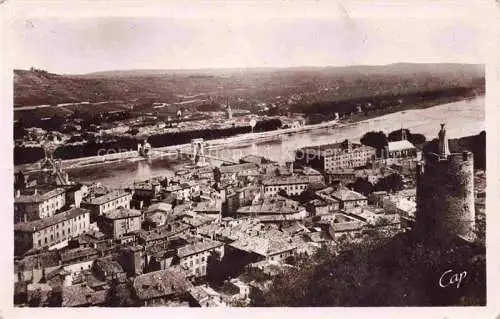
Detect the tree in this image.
<box><xmin>360</xmin><ymin>131</ymin><xmax>388</xmax><ymax>157</ymax></box>
<box><xmin>104</xmin><ymin>278</ymin><xmax>137</xmax><ymax>307</ymax></box>
<box><xmin>128</xmin><ymin>128</ymin><xmax>139</xmax><ymax>136</ymax></box>
<box><xmin>206</xmin><ymin>250</ymin><xmax>228</xmax><ymax>287</ymax></box>
<box><xmin>255</xmin><ymin>229</ymin><xmax>486</xmax><ymax>306</ymax></box>
<box><xmin>348</xmin><ymin>178</ymin><xmax>374</xmax><ymax>196</ymax></box>
<box><xmin>374</xmin><ymin>173</ymin><xmax>404</xmax><ymax>193</ymax></box>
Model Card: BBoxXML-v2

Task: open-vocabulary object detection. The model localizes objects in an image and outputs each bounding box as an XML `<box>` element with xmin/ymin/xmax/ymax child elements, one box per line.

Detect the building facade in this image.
<box><xmin>14</xmin><ymin>207</ymin><xmax>91</xmax><ymax>255</ymax></box>
<box><xmin>81</xmin><ymin>190</ymin><xmax>132</xmax><ymax>221</ymax></box>
<box><xmin>262</xmin><ymin>176</ymin><xmax>310</xmax><ymax>197</ymax></box>
<box><xmin>14</xmin><ymin>188</ymin><xmax>66</xmax><ymax>223</ymax></box>
<box><xmin>295</xmin><ymin>140</ymin><xmax>376</xmax><ymax>172</ymax></box>
<box><xmin>178</xmin><ymin>239</ymin><xmax>225</xmax><ymax>279</ymax></box>
<box><xmin>316</xmin><ymin>186</ymin><xmax>367</xmax><ymax>210</ymax></box>
<box><xmin>98</xmin><ymin>207</ymin><xmax>142</xmax><ymax>239</ymax></box>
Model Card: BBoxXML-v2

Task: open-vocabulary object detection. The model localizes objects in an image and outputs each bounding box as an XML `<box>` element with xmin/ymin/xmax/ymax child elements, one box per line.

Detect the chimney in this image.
<box><xmin>438</xmin><ymin>123</ymin><xmax>450</xmax><ymax>157</ymax></box>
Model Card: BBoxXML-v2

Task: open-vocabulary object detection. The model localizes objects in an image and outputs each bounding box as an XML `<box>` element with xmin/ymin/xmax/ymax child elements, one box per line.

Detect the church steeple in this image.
<box><xmin>438</xmin><ymin>123</ymin><xmax>450</xmax><ymax>157</ymax></box>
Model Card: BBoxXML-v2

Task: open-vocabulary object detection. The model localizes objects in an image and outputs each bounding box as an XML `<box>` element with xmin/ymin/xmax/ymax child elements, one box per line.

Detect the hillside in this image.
<box><xmin>14</xmin><ymin>63</ymin><xmax>484</xmax><ymax>108</ymax></box>
<box><xmin>82</xmin><ymin>63</ymin><xmax>484</xmax><ymax>78</ymax></box>
<box><xmin>254</xmin><ymin>231</ymin><xmax>485</xmax><ymax>306</ymax></box>
<box><xmin>14</xmin><ymin>69</ymin><xmax>176</xmax><ymax>107</ymax></box>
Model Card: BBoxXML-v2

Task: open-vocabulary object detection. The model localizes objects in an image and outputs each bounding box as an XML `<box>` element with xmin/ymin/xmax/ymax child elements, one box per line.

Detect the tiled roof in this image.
<box><xmin>282</xmin><ymin>222</ymin><xmax>309</xmax><ymax>235</ymax></box>
<box><xmin>237</xmin><ymin>198</ymin><xmax>304</xmax><ymax>215</ymax></box>
<box><xmin>15</xmin><ymin>251</ymin><xmax>59</xmax><ymax>271</ymax></box>
<box><xmin>219</xmin><ymin>163</ymin><xmax>258</xmax><ymax>174</ymax></box>
<box><xmin>103</xmin><ymin>207</ymin><xmax>141</xmax><ymax>220</ymax></box>
<box><xmin>325</xmin><ymin>168</ymin><xmax>356</xmax><ymax>175</ymax></box>
<box><xmin>136</xmin><ymin>222</ymin><xmax>190</xmax><ymax>243</ymax></box>
<box><xmin>147</xmin><ymin>202</ymin><xmax>173</xmax><ymax>213</ymax></box>
<box><xmin>62</xmin><ymin>284</ymin><xmax>107</xmax><ymax>307</ymax></box>
<box><xmin>14</xmin><ymin>207</ymin><xmax>90</xmax><ymax>233</ymax></box>
<box><xmin>61</xmin><ymin>247</ymin><xmax>99</xmax><ymax>263</ymax></box>
<box><xmin>387</xmin><ymin>140</ymin><xmax>417</xmax><ymax>152</ymax></box>
<box><xmin>177</xmin><ymin>239</ymin><xmax>224</xmax><ymax>258</ymax></box>
<box><xmin>307</xmin><ymin>199</ymin><xmax>328</xmax><ymax>207</ymax></box>
<box><xmin>14</xmin><ymin>187</ymin><xmax>65</xmax><ymax>204</ymax></box>
<box><xmin>188</xmin><ymin>285</ymin><xmax>227</xmax><ymax>307</ymax></box>
<box><xmin>317</xmin><ymin>186</ymin><xmax>366</xmax><ymax>202</ymax></box>
<box><xmin>240</xmin><ymin>154</ymin><xmax>269</xmax><ymax>165</ymax></box>
<box><xmin>181</xmin><ymin>214</ymin><xmax>216</xmax><ymax>228</ymax></box>
<box><xmin>133</xmin><ymin>269</ymin><xmax>189</xmax><ymax>301</ymax></box>
<box><xmin>331</xmin><ymin>221</ymin><xmax>365</xmax><ymax>232</ymax></box>
<box><xmin>230</xmin><ymin>236</ymin><xmax>296</xmax><ymax>257</ymax></box>
<box><xmin>262</xmin><ymin>175</ymin><xmax>309</xmax><ymax>186</ymax></box>
<box><xmin>94</xmin><ymin>257</ymin><xmax>124</xmax><ymax>276</ymax></box>
<box><xmin>84</xmin><ymin>190</ymin><xmax>130</xmax><ymax>206</ymax></box>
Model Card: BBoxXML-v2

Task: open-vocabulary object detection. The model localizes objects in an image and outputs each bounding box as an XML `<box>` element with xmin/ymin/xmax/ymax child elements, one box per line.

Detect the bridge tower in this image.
<box><xmin>191</xmin><ymin>138</ymin><xmax>206</xmax><ymax>166</ymax></box>
<box><xmin>39</xmin><ymin>135</ymin><xmax>71</xmax><ymax>185</ymax></box>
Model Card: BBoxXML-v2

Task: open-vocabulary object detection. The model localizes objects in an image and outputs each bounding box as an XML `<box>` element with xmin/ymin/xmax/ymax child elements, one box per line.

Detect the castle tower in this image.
<box><xmin>415</xmin><ymin>124</ymin><xmax>475</xmax><ymax>242</ymax></box>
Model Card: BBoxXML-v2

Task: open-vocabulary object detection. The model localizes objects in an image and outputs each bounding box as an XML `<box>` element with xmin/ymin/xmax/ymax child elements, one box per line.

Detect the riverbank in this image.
<box><xmin>15</xmin><ymin>95</ymin><xmax>483</xmax><ymax>173</ymax></box>
<box><xmin>15</xmin><ymin>118</ymin><xmax>343</xmax><ymax>172</ymax></box>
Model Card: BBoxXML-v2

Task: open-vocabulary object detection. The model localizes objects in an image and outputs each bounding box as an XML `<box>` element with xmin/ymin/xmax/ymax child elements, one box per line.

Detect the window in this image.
<box><xmin>38</xmin><ymin>239</ymin><xmax>41</xmax><ymax>246</ymax></box>
<box><xmin>44</xmin><ymin>238</ymin><xmax>47</xmax><ymax>244</ymax></box>
<box><xmin>50</xmin><ymin>235</ymin><xmax>53</xmax><ymax>241</ymax></box>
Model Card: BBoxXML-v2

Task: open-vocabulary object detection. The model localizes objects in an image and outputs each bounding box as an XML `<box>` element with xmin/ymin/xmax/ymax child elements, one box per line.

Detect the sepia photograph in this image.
<box><xmin>5</xmin><ymin>0</ymin><xmax>494</xmax><ymax>311</ymax></box>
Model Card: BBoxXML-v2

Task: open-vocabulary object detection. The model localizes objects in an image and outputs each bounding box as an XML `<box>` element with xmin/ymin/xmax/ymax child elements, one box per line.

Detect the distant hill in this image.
<box><xmin>14</xmin><ymin>63</ymin><xmax>484</xmax><ymax>108</ymax></box>
<box><xmin>82</xmin><ymin>63</ymin><xmax>484</xmax><ymax>78</ymax></box>
<box><xmin>14</xmin><ymin>69</ymin><xmax>176</xmax><ymax>107</ymax></box>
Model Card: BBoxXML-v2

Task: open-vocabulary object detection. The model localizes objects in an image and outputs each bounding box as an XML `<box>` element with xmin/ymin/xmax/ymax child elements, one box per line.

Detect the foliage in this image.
<box><xmin>104</xmin><ymin>279</ymin><xmax>137</xmax><ymax>307</ymax></box>
<box><xmin>206</xmin><ymin>250</ymin><xmax>230</xmax><ymax>287</ymax></box>
<box><xmin>240</xmin><ymin>267</ymin><xmax>272</xmax><ymax>284</ymax></box>
<box><xmin>360</xmin><ymin>131</ymin><xmax>388</xmax><ymax>155</ymax></box>
<box><xmin>422</xmin><ymin>131</ymin><xmax>486</xmax><ymax>170</ymax></box>
<box><xmin>255</xmin><ymin>230</ymin><xmax>486</xmax><ymax>306</ymax></box>
<box><xmin>374</xmin><ymin>173</ymin><xmax>404</xmax><ymax>193</ymax></box>
<box><xmin>348</xmin><ymin>178</ymin><xmax>374</xmax><ymax>196</ymax></box>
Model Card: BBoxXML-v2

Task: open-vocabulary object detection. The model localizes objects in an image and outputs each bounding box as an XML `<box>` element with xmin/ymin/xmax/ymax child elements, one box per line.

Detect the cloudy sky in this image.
<box><xmin>7</xmin><ymin>1</ymin><xmax>489</xmax><ymax>74</ymax></box>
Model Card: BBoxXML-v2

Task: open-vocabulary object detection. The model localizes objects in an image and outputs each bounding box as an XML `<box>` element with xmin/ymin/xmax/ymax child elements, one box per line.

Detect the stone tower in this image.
<box><xmin>415</xmin><ymin>124</ymin><xmax>475</xmax><ymax>241</ymax></box>
<box><xmin>226</xmin><ymin>97</ymin><xmax>233</xmax><ymax>120</ymax></box>
<box><xmin>191</xmin><ymin>138</ymin><xmax>206</xmax><ymax>166</ymax></box>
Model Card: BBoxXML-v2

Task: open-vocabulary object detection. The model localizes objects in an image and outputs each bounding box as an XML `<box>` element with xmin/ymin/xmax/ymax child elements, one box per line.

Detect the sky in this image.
<box><xmin>6</xmin><ymin>1</ymin><xmax>490</xmax><ymax>74</ymax></box>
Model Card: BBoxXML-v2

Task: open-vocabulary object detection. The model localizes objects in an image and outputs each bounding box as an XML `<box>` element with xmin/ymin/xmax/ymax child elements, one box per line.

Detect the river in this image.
<box><xmin>67</xmin><ymin>96</ymin><xmax>485</xmax><ymax>189</ymax></box>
